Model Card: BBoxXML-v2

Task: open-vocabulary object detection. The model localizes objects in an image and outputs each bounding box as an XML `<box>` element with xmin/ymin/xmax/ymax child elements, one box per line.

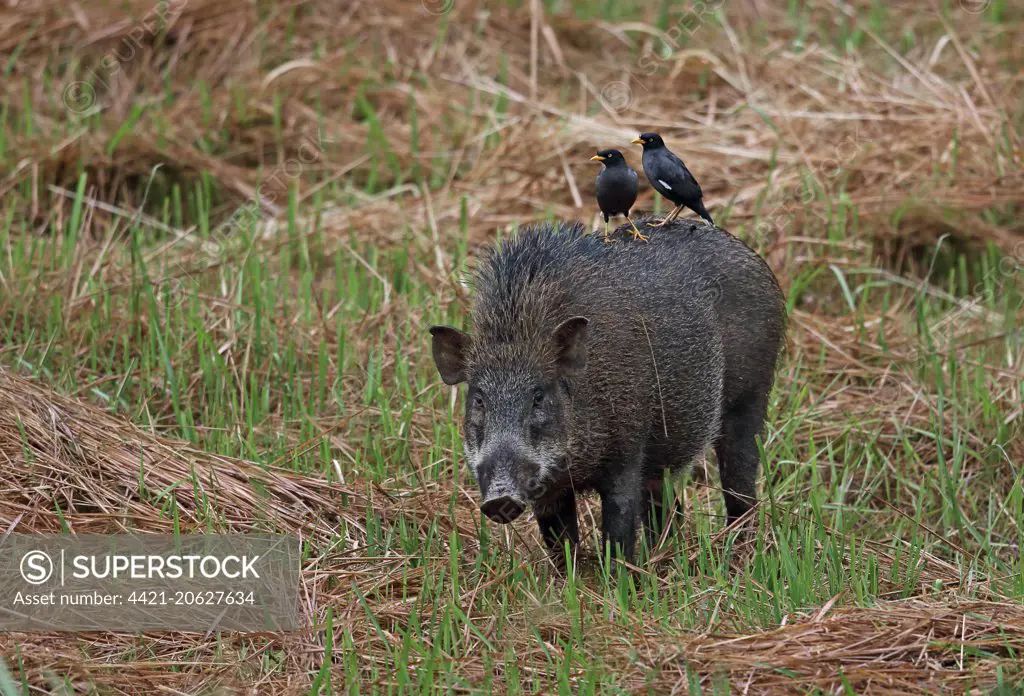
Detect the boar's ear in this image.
<box><xmin>429</xmin><ymin>326</ymin><xmax>471</xmax><ymax>385</ymax></box>
<box><xmin>552</xmin><ymin>316</ymin><xmax>589</xmax><ymax>376</ymax></box>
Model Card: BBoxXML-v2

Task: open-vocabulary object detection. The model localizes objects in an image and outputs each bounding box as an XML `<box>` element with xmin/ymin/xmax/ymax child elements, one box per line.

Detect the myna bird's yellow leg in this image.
<box><xmin>648</xmin><ymin>205</ymin><xmax>681</xmax><ymax>227</ymax></box>
<box><xmin>603</xmin><ymin>219</ymin><xmax>612</xmax><ymax>243</ymax></box>
<box><xmin>647</xmin><ymin>210</ymin><xmax>672</xmax><ymax>227</ymax></box>
<box><xmin>626</xmin><ymin>216</ymin><xmax>647</xmax><ymax>242</ymax></box>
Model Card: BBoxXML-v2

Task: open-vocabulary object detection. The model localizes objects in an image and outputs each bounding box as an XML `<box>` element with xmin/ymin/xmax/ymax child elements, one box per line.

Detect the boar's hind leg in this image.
<box><xmin>715</xmin><ymin>395</ymin><xmax>769</xmax><ymax>526</ymax></box>
<box><xmin>535</xmin><ymin>489</ymin><xmax>579</xmax><ymax>558</ymax></box>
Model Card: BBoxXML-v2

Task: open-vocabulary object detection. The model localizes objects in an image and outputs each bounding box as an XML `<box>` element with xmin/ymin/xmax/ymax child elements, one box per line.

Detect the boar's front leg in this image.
<box><xmin>598</xmin><ymin>463</ymin><xmax>643</xmax><ymax>563</ymax></box>
<box><xmin>535</xmin><ymin>488</ymin><xmax>579</xmax><ymax>559</ymax></box>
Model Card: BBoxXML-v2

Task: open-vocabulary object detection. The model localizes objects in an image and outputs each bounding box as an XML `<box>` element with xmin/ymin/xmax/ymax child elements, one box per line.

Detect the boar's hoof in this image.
<box><xmin>480</xmin><ymin>496</ymin><xmax>526</xmax><ymax>524</ymax></box>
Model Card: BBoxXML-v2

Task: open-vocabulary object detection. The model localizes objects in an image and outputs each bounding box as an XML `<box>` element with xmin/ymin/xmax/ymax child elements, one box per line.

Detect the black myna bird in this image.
<box><xmin>631</xmin><ymin>132</ymin><xmax>714</xmax><ymax>227</ymax></box>
<box><xmin>590</xmin><ymin>149</ymin><xmax>645</xmax><ymax>242</ymax></box>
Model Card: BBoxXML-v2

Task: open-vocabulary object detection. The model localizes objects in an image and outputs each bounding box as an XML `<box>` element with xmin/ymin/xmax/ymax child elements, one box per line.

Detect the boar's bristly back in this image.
<box><xmin>468</xmin><ymin>222</ymin><xmax>599</xmax><ymax>369</ymax></box>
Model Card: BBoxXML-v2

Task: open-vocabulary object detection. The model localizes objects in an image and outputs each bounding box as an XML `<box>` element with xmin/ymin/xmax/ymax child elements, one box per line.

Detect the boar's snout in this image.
<box><xmin>475</xmin><ymin>444</ymin><xmax>538</xmax><ymax>523</ymax></box>
<box><xmin>480</xmin><ymin>495</ymin><xmax>526</xmax><ymax>523</ymax></box>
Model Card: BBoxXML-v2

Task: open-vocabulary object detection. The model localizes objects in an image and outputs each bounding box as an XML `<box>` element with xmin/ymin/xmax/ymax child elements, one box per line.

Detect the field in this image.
<box><xmin>0</xmin><ymin>0</ymin><xmax>1022</xmax><ymax>693</ymax></box>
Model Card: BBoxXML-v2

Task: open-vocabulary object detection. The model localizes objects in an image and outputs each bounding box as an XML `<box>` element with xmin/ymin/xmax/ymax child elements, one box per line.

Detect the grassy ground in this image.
<box><xmin>0</xmin><ymin>0</ymin><xmax>1022</xmax><ymax>693</ymax></box>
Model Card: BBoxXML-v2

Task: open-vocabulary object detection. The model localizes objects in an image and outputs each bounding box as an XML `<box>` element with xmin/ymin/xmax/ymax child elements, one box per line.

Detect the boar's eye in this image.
<box><xmin>532</xmin><ymin>387</ymin><xmax>546</xmax><ymax>410</ymax></box>
<box><xmin>471</xmin><ymin>392</ymin><xmax>485</xmax><ymax>411</ymax></box>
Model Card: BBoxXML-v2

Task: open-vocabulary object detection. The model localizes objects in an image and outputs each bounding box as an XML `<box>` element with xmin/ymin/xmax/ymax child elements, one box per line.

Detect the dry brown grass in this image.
<box><xmin>2</xmin><ymin>0</ymin><xmax>1020</xmax><ymax>249</ymax></box>
<box><xmin>3</xmin><ymin>365</ymin><xmax>1023</xmax><ymax>694</ymax></box>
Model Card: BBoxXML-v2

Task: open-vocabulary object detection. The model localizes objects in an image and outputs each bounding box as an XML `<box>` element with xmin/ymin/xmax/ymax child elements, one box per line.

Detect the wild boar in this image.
<box><xmin>430</xmin><ymin>217</ymin><xmax>785</xmax><ymax>562</ymax></box>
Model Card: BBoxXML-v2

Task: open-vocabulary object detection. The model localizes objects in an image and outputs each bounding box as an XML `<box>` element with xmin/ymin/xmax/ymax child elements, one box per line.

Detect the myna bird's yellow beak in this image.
<box><xmin>590</xmin><ymin>155</ymin><xmax>605</xmax><ymax>161</ymax></box>
<box><xmin>630</xmin><ymin>138</ymin><xmax>644</xmax><ymax>144</ymax></box>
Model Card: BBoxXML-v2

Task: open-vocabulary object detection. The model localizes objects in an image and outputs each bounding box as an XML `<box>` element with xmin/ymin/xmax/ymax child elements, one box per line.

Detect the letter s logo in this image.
<box><xmin>20</xmin><ymin>551</ymin><xmax>54</xmax><ymax>585</ymax></box>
